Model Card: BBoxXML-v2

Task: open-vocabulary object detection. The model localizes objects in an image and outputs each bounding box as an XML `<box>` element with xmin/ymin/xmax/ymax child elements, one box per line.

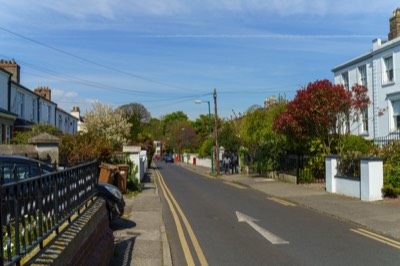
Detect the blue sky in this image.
<box><xmin>1</xmin><ymin>1</ymin><xmax>399</xmax><ymax>120</ymax></box>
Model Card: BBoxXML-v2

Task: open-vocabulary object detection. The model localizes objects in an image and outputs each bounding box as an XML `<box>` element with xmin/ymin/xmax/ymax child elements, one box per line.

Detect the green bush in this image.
<box><xmin>337</xmin><ymin>151</ymin><xmax>361</xmax><ymax>178</ymax></box>
<box><xmin>299</xmin><ymin>167</ymin><xmax>315</xmax><ymax>183</ymax></box>
<box><xmin>198</xmin><ymin>138</ymin><xmax>212</xmax><ymax>158</ymax></box>
<box><xmin>379</xmin><ymin>141</ymin><xmax>400</xmax><ymax>197</ymax></box>
<box><xmin>342</xmin><ymin>135</ymin><xmax>374</xmax><ymax>155</ymax></box>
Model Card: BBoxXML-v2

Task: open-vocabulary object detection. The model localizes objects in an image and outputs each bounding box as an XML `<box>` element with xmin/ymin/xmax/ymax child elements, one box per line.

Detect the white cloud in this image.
<box><xmin>1</xmin><ymin>0</ymin><xmax>398</xmax><ymax>22</ymax></box>
<box><xmin>52</xmin><ymin>89</ymin><xmax>77</xmax><ymax>99</ymax></box>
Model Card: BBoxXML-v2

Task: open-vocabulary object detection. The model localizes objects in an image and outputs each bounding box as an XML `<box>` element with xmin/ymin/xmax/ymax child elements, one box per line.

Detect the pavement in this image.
<box><xmin>109</xmin><ymin>161</ymin><xmax>400</xmax><ymax>265</ymax></box>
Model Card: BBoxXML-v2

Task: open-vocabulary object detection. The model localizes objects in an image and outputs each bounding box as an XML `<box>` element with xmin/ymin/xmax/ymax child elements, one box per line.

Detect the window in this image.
<box><xmin>342</xmin><ymin>72</ymin><xmax>349</xmax><ymax>90</ymax></box>
<box><xmin>392</xmin><ymin>101</ymin><xmax>400</xmax><ymax>130</ymax></box>
<box><xmin>32</xmin><ymin>98</ymin><xmax>37</xmax><ymax>121</ymax></box>
<box><xmin>38</xmin><ymin>101</ymin><xmax>42</xmax><ymax>122</ymax></box>
<box><xmin>383</xmin><ymin>56</ymin><xmax>394</xmax><ymax>84</ymax></box>
<box><xmin>358</xmin><ymin>65</ymin><xmax>367</xmax><ymax>86</ymax></box>
<box><xmin>5</xmin><ymin>125</ymin><xmax>11</xmax><ymax>144</ymax></box>
<box><xmin>17</xmin><ymin>92</ymin><xmax>24</xmax><ymax>118</ymax></box>
<box><xmin>361</xmin><ymin>108</ymin><xmax>368</xmax><ymax>132</ymax></box>
<box><xmin>47</xmin><ymin>105</ymin><xmax>51</xmax><ymax>124</ymax></box>
<box><xmin>58</xmin><ymin>115</ymin><xmax>62</xmax><ymax>129</ymax></box>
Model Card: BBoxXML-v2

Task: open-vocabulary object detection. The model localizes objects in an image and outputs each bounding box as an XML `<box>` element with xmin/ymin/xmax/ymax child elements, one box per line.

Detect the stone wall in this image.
<box><xmin>26</xmin><ymin>198</ymin><xmax>114</xmax><ymax>265</ymax></box>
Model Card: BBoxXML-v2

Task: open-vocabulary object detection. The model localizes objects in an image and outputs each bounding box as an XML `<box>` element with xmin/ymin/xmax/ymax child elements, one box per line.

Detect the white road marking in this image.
<box><xmin>236</xmin><ymin>211</ymin><xmax>289</xmax><ymax>245</ymax></box>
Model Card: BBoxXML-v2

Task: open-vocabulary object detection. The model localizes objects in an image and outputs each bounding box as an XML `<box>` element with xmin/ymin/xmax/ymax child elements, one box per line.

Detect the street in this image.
<box><xmin>156</xmin><ymin>162</ymin><xmax>400</xmax><ymax>266</ymax></box>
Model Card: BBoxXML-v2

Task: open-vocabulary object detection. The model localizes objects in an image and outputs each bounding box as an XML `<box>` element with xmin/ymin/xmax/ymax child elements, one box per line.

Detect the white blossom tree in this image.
<box><xmin>84</xmin><ymin>101</ymin><xmax>132</xmax><ymax>149</ymax></box>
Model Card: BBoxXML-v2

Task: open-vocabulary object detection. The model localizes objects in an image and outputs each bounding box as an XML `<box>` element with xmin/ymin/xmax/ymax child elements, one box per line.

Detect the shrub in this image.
<box><xmin>337</xmin><ymin>151</ymin><xmax>361</xmax><ymax>178</ymax></box>
<box><xmin>59</xmin><ymin>133</ymin><xmax>113</xmax><ymax>165</ymax></box>
<box><xmin>379</xmin><ymin>141</ymin><xmax>400</xmax><ymax>197</ymax></box>
<box><xmin>299</xmin><ymin>167</ymin><xmax>315</xmax><ymax>183</ymax></box>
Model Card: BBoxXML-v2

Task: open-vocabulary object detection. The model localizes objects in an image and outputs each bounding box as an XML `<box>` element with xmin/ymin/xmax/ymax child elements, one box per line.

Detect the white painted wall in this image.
<box><xmin>333</xmin><ymin>37</ymin><xmax>400</xmax><ymax>140</ymax></box>
<box><xmin>325</xmin><ymin>156</ymin><xmax>383</xmax><ymax>201</ymax></box>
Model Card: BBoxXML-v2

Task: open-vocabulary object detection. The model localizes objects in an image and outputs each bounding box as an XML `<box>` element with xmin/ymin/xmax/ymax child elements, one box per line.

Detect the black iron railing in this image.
<box><xmin>1</xmin><ymin>160</ymin><xmax>99</xmax><ymax>266</ymax></box>
<box><xmin>279</xmin><ymin>154</ymin><xmax>325</xmax><ymax>184</ymax></box>
<box><xmin>374</xmin><ymin>130</ymin><xmax>400</xmax><ymax>146</ymax></box>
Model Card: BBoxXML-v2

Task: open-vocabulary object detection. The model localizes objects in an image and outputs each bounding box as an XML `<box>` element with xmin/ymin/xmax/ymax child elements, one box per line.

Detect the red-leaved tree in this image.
<box><xmin>273</xmin><ymin>79</ymin><xmax>369</xmax><ymax>155</ymax></box>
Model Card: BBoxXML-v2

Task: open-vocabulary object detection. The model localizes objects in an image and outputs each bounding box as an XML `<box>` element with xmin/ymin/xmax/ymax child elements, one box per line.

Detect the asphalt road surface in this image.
<box><xmin>155</xmin><ymin>162</ymin><xmax>400</xmax><ymax>266</ymax></box>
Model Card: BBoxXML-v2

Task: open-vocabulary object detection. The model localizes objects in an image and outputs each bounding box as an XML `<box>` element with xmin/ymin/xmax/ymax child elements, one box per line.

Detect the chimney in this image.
<box><xmin>71</xmin><ymin>106</ymin><xmax>80</xmax><ymax>119</ymax></box>
<box><xmin>34</xmin><ymin>86</ymin><xmax>52</xmax><ymax>101</ymax></box>
<box><xmin>0</xmin><ymin>59</ymin><xmax>20</xmax><ymax>83</ymax></box>
<box><xmin>388</xmin><ymin>8</ymin><xmax>400</xmax><ymax>41</ymax></box>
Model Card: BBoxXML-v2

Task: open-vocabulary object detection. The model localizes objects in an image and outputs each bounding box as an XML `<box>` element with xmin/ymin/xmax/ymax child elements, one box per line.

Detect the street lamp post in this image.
<box><xmin>195</xmin><ymin>100</ymin><xmax>214</xmax><ymax>174</ymax></box>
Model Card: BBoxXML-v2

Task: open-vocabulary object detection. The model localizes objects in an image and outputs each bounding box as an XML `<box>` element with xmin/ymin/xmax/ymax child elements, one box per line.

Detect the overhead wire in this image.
<box><xmin>0</xmin><ymin>26</ymin><xmax>201</xmax><ymax>92</ymax></box>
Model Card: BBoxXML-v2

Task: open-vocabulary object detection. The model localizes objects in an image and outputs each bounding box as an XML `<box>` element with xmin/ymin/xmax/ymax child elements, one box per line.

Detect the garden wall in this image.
<box><xmin>325</xmin><ymin>156</ymin><xmax>383</xmax><ymax>201</ymax></box>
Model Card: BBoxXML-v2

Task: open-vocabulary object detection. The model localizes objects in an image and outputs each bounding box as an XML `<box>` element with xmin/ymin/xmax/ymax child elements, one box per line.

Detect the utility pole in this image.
<box><xmin>213</xmin><ymin>88</ymin><xmax>220</xmax><ymax>175</ymax></box>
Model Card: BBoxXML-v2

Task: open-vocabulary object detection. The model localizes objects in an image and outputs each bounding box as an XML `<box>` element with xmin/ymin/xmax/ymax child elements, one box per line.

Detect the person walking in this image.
<box><xmin>223</xmin><ymin>155</ymin><xmax>231</xmax><ymax>174</ymax></box>
<box><xmin>232</xmin><ymin>153</ymin><xmax>238</xmax><ymax>174</ymax></box>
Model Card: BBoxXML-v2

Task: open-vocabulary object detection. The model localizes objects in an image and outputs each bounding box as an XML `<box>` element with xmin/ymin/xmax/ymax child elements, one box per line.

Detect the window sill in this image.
<box><xmin>382</xmin><ymin>81</ymin><xmax>395</xmax><ymax>87</ymax></box>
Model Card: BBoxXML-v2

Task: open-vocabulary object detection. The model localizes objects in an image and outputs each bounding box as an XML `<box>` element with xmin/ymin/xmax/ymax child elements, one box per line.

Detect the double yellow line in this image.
<box><xmin>155</xmin><ymin>170</ymin><xmax>208</xmax><ymax>266</ymax></box>
<box><xmin>268</xmin><ymin>197</ymin><xmax>296</xmax><ymax>207</ymax></box>
<box><xmin>351</xmin><ymin>228</ymin><xmax>400</xmax><ymax>249</ymax></box>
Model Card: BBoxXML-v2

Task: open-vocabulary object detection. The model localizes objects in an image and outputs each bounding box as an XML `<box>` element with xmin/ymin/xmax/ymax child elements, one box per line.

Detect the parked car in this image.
<box><xmin>97</xmin><ymin>181</ymin><xmax>125</xmax><ymax>221</ymax></box>
<box><xmin>0</xmin><ymin>155</ymin><xmax>55</xmax><ymax>184</ymax></box>
<box><xmin>0</xmin><ymin>155</ymin><xmax>125</xmax><ymax>221</ymax></box>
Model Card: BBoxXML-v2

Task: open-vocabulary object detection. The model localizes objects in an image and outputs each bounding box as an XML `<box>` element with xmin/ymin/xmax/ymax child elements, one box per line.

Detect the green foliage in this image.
<box><xmin>161</xmin><ymin>111</ymin><xmax>188</xmax><ymax>135</ymax></box>
<box><xmin>193</xmin><ymin>114</ymin><xmax>213</xmax><ymax>141</ymax></box>
<box><xmin>337</xmin><ymin>151</ymin><xmax>361</xmax><ymax>178</ymax></box>
<box><xmin>219</xmin><ymin>119</ymin><xmax>241</xmax><ymax>153</ymax></box>
<box><xmin>342</xmin><ymin>135</ymin><xmax>374</xmax><ymax>154</ymax></box>
<box><xmin>11</xmin><ymin>124</ymin><xmax>62</xmax><ymax>144</ymax></box>
<box><xmin>378</xmin><ymin>141</ymin><xmax>400</xmax><ymax>197</ymax></box>
<box><xmin>299</xmin><ymin>167</ymin><xmax>315</xmax><ymax>183</ymax></box>
<box><xmin>198</xmin><ymin>138</ymin><xmax>212</xmax><ymax>158</ymax></box>
<box><xmin>240</xmin><ymin>103</ymin><xmax>286</xmax><ymax>175</ymax></box>
<box><xmin>109</xmin><ymin>153</ymin><xmax>141</xmax><ymax>193</ymax></box>
<box><xmin>59</xmin><ymin>133</ymin><xmax>113</xmax><ymax>165</ymax></box>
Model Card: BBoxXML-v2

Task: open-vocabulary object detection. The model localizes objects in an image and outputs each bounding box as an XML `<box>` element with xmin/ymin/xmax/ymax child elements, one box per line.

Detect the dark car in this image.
<box><xmin>165</xmin><ymin>155</ymin><xmax>174</xmax><ymax>163</ymax></box>
<box><xmin>0</xmin><ymin>155</ymin><xmax>125</xmax><ymax>221</ymax></box>
<box><xmin>97</xmin><ymin>181</ymin><xmax>125</xmax><ymax>220</ymax></box>
<box><xmin>0</xmin><ymin>155</ymin><xmax>55</xmax><ymax>184</ymax></box>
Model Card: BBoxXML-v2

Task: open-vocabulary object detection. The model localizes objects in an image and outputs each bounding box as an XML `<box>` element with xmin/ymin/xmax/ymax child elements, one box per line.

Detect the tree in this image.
<box><xmin>193</xmin><ymin>114</ymin><xmax>212</xmax><ymax>142</ymax></box>
<box><xmin>116</xmin><ymin>102</ymin><xmax>151</xmax><ymax>123</ymax></box>
<box><xmin>274</xmin><ymin>80</ymin><xmax>370</xmax><ymax>155</ymax></box>
<box><xmin>142</xmin><ymin>118</ymin><xmax>163</xmax><ymax>140</ymax></box>
<box><xmin>241</xmin><ymin>102</ymin><xmax>286</xmax><ymax>174</ymax></box>
<box><xmin>161</xmin><ymin>111</ymin><xmax>188</xmax><ymax>135</ymax></box>
<box><xmin>219</xmin><ymin>119</ymin><xmax>241</xmax><ymax>153</ymax></box>
<box><xmin>84</xmin><ymin>101</ymin><xmax>132</xmax><ymax>149</ymax></box>
<box><xmin>116</xmin><ymin>103</ymin><xmax>152</xmax><ymax>143</ymax></box>
<box><xmin>59</xmin><ymin>133</ymin><xmax>113</xmax><ymax>165</ymax></box>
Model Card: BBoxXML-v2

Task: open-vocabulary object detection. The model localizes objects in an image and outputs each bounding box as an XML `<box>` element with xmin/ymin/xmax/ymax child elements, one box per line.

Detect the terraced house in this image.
<box><xmin>0</xmin><ymin>59</ymin><xmax>78</xmax><ymax>143</ymax></box>
<box><xmin>332</xmin><ymin>8</ymin><xmax>400</xmax><ymax>143</ymax></box>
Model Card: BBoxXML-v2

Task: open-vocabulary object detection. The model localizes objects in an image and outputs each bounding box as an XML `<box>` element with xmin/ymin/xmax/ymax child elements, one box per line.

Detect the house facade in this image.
<box><xmin>0</xmin><ymin>60</ymin><xmax>78</xmax><ymax>142</ymax></box>
<box><xmin>332</xmin><ymin>9</ymin><xmax>400</xmax><ymax>141</ymax></box>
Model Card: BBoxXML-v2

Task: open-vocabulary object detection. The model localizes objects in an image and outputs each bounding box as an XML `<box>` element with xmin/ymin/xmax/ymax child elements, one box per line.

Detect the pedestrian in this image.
<box><xmin>230</xmin><ymin>153</ymin><xmax>235</xmax><ymax>174</ymax></box>
<box><xmin>223</xmin><ymin>155</ymin><xmax>231</xmax><ymax>174</ymax></box>
<box><xmin>232</xmin><ymin>153</ymin><xmax>238</xmax><ymax>174</ymax></box>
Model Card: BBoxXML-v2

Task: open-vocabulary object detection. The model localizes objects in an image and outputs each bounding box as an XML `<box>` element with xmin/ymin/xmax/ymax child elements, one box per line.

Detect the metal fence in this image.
<box><xmin>1</xmin><ymin>160</ymin><xmax>99</xmax><ymax>266</ymax></box>
<box><xmin>279</xmin><ymin>154</ymin><xmax>325</xmax><ymax>184</ymax></box>
<box><xmin>374</xmin><ymin>130</ymin><xmax>400</xmax><ymax>147</ymax></box>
